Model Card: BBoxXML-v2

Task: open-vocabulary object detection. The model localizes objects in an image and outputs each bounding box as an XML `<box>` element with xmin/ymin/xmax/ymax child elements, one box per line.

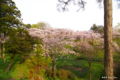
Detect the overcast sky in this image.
<box><xmin>13</xmin><ymin>0</ymin><xmax>120</xmax><ymax>31</ymax></box>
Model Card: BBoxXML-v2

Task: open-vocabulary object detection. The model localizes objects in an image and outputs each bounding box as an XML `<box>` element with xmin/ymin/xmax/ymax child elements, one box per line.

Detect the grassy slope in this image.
<box><xmin>0</xmin><ymin>38</ymin><xmax>120</xmax><ymax>80</ymax></box>
<box><xmin>0</xmin><ymin>55</ymin><xmax>26</xmax><ymax>80</ymax></box>
<box><xmin>55</xmin><ymin>54</ymin><xmax>104</xmax><ymax>80</ymax></box>
<box><xmin>0</xmin><ymin>52</ymin><xmax>118</xmax><ymax>80</ymax></box>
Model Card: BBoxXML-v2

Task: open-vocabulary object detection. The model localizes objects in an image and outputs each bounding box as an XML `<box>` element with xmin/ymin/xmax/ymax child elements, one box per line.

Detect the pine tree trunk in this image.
<box><xmin>0</xmin><ymin>41</ymin><xmax>1</xmax><ymax>58</ymax></box>
<box><xmin>104</xmin><ymin>0</ymin><xmax>113</xmax><ymax>80</ymax></box>
<box><xmin>52</xmin><ymin>55</ymin><xmax>55</xmax><ymax>77</ymax></box>
<box><xmin>88</xmin><ymin>62</ymin><xmax>91</xmax><ymax>80</ymax></box>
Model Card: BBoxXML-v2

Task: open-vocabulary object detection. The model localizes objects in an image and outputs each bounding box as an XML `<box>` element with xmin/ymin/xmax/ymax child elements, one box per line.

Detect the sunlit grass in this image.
<box><xmin>0</xmin><ymin>50</ymin><xmax>119</xmax><ymax>80</ymax></box>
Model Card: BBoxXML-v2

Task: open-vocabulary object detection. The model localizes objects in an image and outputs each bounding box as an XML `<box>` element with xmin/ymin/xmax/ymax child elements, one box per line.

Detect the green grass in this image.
<box><xmin>0</xmin><ymin>50</ymin><xmax>119</xmax><ymax>80</ymax></box>
<box><xmin>0</xmin><ymin>55</ymin><xmax>24</xmax><ymax>80</ymax></box>
<box><xmin>113</xmin><ymin>38</ymin><xmax>120</xmax><ymax>47</ymax></box>
<box><xmin>54</xmin><ymin>54</ymin><xmax>104</xmax><ymax>80</ymax></box>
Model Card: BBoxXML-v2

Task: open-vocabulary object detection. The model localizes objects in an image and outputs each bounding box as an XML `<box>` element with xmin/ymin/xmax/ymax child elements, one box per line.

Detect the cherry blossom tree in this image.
<box><xmin>27</xmin><ymin>27</ymin><xmax>104</xmax><ymax>79</ymax></box>
<box><xmin>42</xmin><ymin>37</ymin><xmax>64</xmax><ymax>77</ymax></box>
<box><xmin>72</xmin><ymin>41</ymin><xmax>94</xmax><ymax>80</ymax></box>
<box><xmin>27</xmin><ymin>27</ymin><xmax>77</xmax><ymax>77</ymax></box>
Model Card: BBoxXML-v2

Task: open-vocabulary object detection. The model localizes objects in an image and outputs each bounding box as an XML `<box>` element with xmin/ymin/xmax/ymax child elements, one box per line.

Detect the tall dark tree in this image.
<box><xmin>0</xmin><ymin>0</ymin><xmax>21</xmax><ymax>29</ymax></box>
<box><xmin>4</xmin><ymin>27</ymin><xmax>36</xmax><ymax>73</ymax></box>
<box><xmin>0</xmin><ymin>0</ymin><xmax>22</xmax><ymax>58</ymax></box>
<box><xmin>57</xmin><ymin>0</ymin><xmax>114</xmax><ymax>80</ymax></box>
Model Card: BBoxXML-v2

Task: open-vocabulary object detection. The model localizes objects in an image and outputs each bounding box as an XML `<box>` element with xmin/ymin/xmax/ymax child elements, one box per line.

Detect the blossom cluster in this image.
<box><xmin>27</xmin><ymin>27</ymin><xmax>104</xmax><ymax>56</ymax></box>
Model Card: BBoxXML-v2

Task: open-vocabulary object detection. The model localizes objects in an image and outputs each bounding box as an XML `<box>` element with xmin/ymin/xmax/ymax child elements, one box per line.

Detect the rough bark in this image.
<box><xmin>104</xmin><ymin>0</ymin><xmax>113</xmax><ymax>80</ymax></box>
<box><xmin>88</xmin><ymin>62</ymin><xmax>91</xmax><ymax>80</ymax></box>
<box><xmin>52</xmin><ymin>55</ymin><xmax>55</xmax><ymax>77</ymax></box>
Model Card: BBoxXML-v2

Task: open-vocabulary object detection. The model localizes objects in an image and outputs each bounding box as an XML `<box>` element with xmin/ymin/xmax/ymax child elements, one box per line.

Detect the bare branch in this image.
<box><xmin>57</xmin><ymin>0</ymin><xmax>86</xmax><ymax>12</ymax></box>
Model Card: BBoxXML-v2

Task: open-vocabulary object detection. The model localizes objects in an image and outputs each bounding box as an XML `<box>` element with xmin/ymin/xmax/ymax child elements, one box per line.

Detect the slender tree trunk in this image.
<box><xmin>1</xmin><ymin>43</ymin><xmax>3</xmax><ymax>57</ymax></box>
<box><xmin>0</xmin><ymin>33</ymin><xmax>4</xmax><ymax>58</ymax></box>
<box><xmin>52</xmin><ymin>55</ymin><xmax>55</xmax><ymax>77</ymax></box>
<box><xmin>5</xmin><ymin>55</ymin><xmax>15</xmax><ymax>73</ymax></box>
<box><xmin>88</xmin><ymin>62</ymin><xmax>91</xmax><ymax>80</ymax></box>
<box><xmin>0</xmin><ymin>34</ymin><xmax>1</xmax><ymax>58</ymax></box>
<box><xmin>104</xmin><ymin>0</ymin><xmax>113</xmax><ymax>80</ymax></box>
<box><xmin>0</xmin><ymin>41</ymin><xmax>1</xmax><ymax>58</ymax></box>
<box><xmin>2</xmin><ymin>32</ymin><xmax>6</xmax><ymax>58</ymax></box>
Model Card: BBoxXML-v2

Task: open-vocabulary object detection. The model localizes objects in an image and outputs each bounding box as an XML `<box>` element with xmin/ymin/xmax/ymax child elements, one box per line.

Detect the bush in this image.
<box><xmin>58</xmin><ymin>69</ymin><xmax>68</xmax><ymax>80</ymax></box>
<box><xmin>45</xmin><ymin>68</ymin><xmax>52</xmax><ymax>77</ymax></box>
<box><xmin>57</xmin><ymin>69</ymin><xmax>76</xmax><ymax>80</ymax></box>
<box><xmin>66</xmin><ymin>70</ymin><xmax>76</xmax><ymax>80</ymax></box>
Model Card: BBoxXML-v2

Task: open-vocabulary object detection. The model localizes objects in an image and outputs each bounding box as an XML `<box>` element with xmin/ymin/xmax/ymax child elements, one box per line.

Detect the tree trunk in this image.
<box><xmin>104</xmin><ymin>0</ymin><xmax>113</xmax><ymax>80</ymax></box>
<box><xmin>88</xmin><ymin>62</ymin><xmax>91</xmax><ymax>80</ymax></box>
<box><xmin>52</xmin><ymin>55</ymin><xmax>55</xmax><ymax>77</ymax></box>
<box><xmin>0</xmin><ymin>33</ymin><xmax>1</xmax><ymax>58</ymax></box>
<box><xmin>2</xmin><ymin>32</ymin><xmax>6</xmax><ymax>58</ymax></box>
<box><xmin>1</xmin><ymin>43</ymin><xmax>3</xmax><ymax>58</ymax></box>
<box><xmin>5</xmin><ymin>55</ymin><xmax>15</xmax><ymax>73</ymax></box>
<box><xmin>0</xmin><ymin>33</ymin><xmax>4</xmax><ymax>58</ymax></box>
<box><xmin>0</xmin><ymin>41</ymin><xmax>1</xmax><ymax>58</ymax></box>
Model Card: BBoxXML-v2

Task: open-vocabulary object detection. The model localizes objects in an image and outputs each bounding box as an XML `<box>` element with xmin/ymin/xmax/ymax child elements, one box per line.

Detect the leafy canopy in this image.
<box><xmin>0</xmin><ymin>0</ymin><xmax>22</xmax><ymax>33</ymax></box>
<box><xmin>90</xmin><ymin>24</ymin><xmax>104</xmax><ymax>34</ymax></box>
<box><xmin>4</xmin><ymin>27</ymin><xmax>36</xmax><ymax>57</ymax></box>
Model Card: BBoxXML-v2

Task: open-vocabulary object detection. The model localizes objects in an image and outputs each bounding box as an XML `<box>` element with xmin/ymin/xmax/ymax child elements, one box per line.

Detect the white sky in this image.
<box><xmin>13</xmin><ymin>0</ymin><xmax>120</xmax><ymax>31</ymax></box>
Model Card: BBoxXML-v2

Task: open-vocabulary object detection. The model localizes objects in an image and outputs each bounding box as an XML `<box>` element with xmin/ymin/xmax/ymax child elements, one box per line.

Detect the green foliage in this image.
<box><xmin>64</xmin><ymin>44</ymin><xmax>72</xmax><ymax>50</ymax></box>
<box><xmin>31</xmin><ymin>22</ymin><xmax>47</xmax><ymax>29</ymax></box>
<box><xmin>0</xmin><ymin>0</ymin><xmax>22</xmax><ymax>33</ymax></box>
<box><xmin>57</xmin><ymin>69</ymin><xmax>68</xmax><ymax>80</ymax></box>
<box><xmin>31</xmin><ymin>24</ymin><xmax>39</xmax><ymax>29</ymax></box>
<box><xmin>90</xmin><ymin>24</ymin><xmax>104</xmax><ymax>34</ymax></box>
<box><xmin>66</xmin><ymin>70</ymin><xmax>77</xmax><ymax>79</ymax></box>
<box><xmin>45</xmin><ymin>68</ymin><xmax>52</xmax><ymax>77</ymax></box>
<box><xmin>54</xmin><ymin>52</ymin><xmax>104</xmax><ymax>80</ymax></box>
<box><xmin>23</xmin><ymin>23</ymin><xmax>31</xmax><ymax>29</ymax></box>
<box><xmin>57</xmin><ymin>69</ymin><xmax>76</xmax><ymax>80</ymax></box>
<box><xmin>114</xmin><ymin>23</ymin><xmax>120</xmax><ymax>33</ymax></box>
<box><xmin>114</xmin><ymin>62</ymin><xmax>120</xmax><ymax>80</ymax></box>
<box><xmin>0</xmin><ymin>55</ymin><xmax>25</xmax><ymax>79</ymax></box>
<box><xmin>37</xmin><ymin>22</ymin><xmax>47</xmax><ymax>30</ymax></box>
<box><xmin>10</xmin><ymin>63</ymin><xmax>28</xmax><ymax>79</ymax></box>
<box><xmin>24</xmin><ymin>41</ymin><xmax>51</xmax><ymax>79</ymax></box>
<box><xmin>113</xmin><ymin>38</ymin><xmax>120</xmax><ymax>47</ymax></box>
<box><xmin>88</xmin><ymin>39</ymin><xmax>100</xmax><ymax>46</ymax></box>
<box><xmin>4</xmin><ymin>27</ymin><xmax>36</xmax><ymax>58</ymax></box>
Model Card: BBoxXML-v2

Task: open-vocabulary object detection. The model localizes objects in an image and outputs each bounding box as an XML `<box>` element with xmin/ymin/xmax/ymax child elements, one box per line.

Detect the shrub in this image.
<box><xmin>66</xmin><ymin>70</ymin><xmax>76</xmax><ymax>79</ymax></box>
<box><xmin>24</xmin><ymin>41</ymin><xmax>51</xmax><ymax>80</ymax></box>
<box><xmin>57</xmin><ymin>69</ymin><xmax>76</xmax><ymax>80</ymax></box>
<box><xmin>45</xmin><ymin>68</ymin><xmax>52</xmax><ymax>77</ymax></box>
<box><xmin>58</xmin><ymin>69</ymin><xmax>68</xmax><ymax>80</ymax></box>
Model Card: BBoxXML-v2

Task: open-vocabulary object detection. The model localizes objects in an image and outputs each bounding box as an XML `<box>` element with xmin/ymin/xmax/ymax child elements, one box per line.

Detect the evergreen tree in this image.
<box><xmin>4</xmin><ymin>27</ymin><xmax>36</xmax><ymax>73</ymax></box>
<box><xmin>0</xmin><ymin>0</ymin><xmax>22</xmax><ymax>58</ymax></box>
<box><xmin>0</xmin><ymin>0</ymin><xmax>22</xmax><ymax>30</ymax></box>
